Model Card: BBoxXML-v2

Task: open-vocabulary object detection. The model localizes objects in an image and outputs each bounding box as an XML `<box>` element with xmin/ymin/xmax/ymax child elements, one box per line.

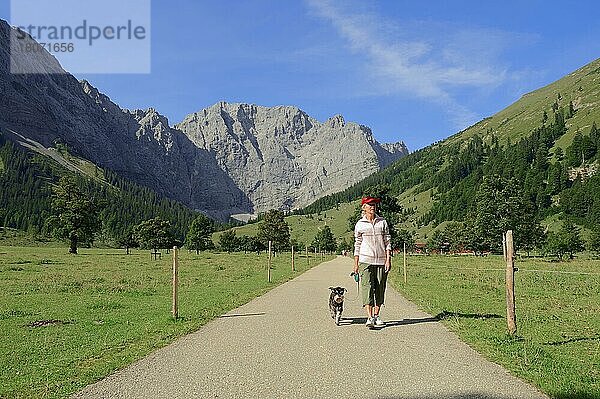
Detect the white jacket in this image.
<box><xmin>354</xmin><ymin>215</ymin><xmax>392</xmax><ymax>265</ymax></box>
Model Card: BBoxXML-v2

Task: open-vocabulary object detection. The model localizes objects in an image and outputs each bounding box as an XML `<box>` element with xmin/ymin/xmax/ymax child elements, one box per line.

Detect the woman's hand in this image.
<box><xmin>384</xmin><ymin>258</ymin><xmax>391</xmax><ymax>273</ymax></box>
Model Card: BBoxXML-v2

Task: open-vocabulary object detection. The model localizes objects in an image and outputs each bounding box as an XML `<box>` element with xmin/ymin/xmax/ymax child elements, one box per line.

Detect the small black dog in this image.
<box><xmin>328</xmin><ymin>286</ymin><xmax>347</xmax><ymax>325</ymax></box>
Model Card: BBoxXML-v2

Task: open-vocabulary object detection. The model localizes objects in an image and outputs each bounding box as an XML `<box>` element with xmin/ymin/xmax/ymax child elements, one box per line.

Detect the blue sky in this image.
<box><xmin>2</xmin><ymin>1</ymin><xmax>600</xmax><ymax>150</ymax></box>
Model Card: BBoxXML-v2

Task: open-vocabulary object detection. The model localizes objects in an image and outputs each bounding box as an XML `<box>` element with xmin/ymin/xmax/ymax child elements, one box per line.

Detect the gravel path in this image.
<box><xmin>73</xmin><ymin>256</ymin><xmax>549</xmax><ymax>399</ymax></box>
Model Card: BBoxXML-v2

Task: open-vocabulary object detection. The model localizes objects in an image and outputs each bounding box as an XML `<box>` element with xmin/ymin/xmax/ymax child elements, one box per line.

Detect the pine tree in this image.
<box><xmin>554</xmin><ymin>147</ymin><xmax>564</xmax><ymax>161</ymax></box>
<box><xmin>472</xmin><ymin>175</ymin><xmax>539</xmax><ymax>252</ymax></box>
<box><xmin>566</xmin><ymin>132</ymin><xmax>583</xmax><ymax>166</ymax></box>
<box><xmin>590</xmin><ymin>122</ymin><xmax>599</xmax><ymax>155</ymax></box>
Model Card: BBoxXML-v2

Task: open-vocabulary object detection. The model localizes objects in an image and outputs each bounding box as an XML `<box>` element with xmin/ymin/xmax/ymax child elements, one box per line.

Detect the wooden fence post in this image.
<box><xmin>505</xmin><ymin>230</ymin><xmax>517</xmax><ymax>335</ymax></box>
<box><xmin>291</xmin><ymin>246</ymin><xmax>295</xmax><ymax>272</ymax></box>
<box><xmin>268</xmin><ymin>241</ymin><xmax>272</xmax><ymax>283</ymax></box>
<box><xmin>172</xmin><ymin>246</ymin><xmax>178</xmax><ymax>319</ymax></box>
<box><xmin>403</xmin><ymin>242</ymin><xmax>407</xmax><ymax>284</ymax></box>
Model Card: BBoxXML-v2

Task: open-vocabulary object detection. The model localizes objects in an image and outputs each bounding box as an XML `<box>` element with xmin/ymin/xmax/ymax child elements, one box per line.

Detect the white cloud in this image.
<box><xmin>305</xmin><ymin>0</ymin><xmax>518</xmax><ymax>130</ymax></box>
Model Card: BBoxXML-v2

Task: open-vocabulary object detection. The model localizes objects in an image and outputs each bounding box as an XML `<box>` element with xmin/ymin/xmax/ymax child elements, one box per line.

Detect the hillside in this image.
<box><xmin>444</xmin><ymin>58</ymin><xmax>600</xmax><ymax>151</ymax></box>
<box><xmin>213</xmin><ymin>201</ymin><xmax>357</xmax><ymax>248</ymax></box>
<box><xmin>0</xmin><ymin>132</ymin><xmax>199</xmax><ymax>243</ymax></box>
<box><xmin>300</xmin><ymin>58</ymin><xmax>600</xmax><ymax>243</ymax></box>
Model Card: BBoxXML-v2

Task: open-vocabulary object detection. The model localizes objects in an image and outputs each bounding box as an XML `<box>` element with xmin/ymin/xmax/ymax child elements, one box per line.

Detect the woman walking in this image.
<box><xmin>353</xmin><ymin>196</ymin><xmax>392</xmax><ymax>328</ymax></box>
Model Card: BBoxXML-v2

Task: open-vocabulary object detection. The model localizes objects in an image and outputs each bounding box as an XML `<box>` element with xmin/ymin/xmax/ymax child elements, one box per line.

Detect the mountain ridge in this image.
<box><xmin>0</xmin><ymin>18</ymin><xmax>408</xmax><ymax>220</ymax></box>
<box><xmin>176</xmin><ymin>101</ymin><xmax>407</xmax><ymax>213</ymax></box>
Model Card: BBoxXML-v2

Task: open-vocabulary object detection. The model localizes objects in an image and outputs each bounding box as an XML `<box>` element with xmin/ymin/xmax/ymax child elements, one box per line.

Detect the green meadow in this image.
<box><xmin>0</xmin><ymin>246</ymin><xmax>332</xmax><ymax>399</ymax></box>
<box><xmin>214</xmin><ymin>202</ymin><xmax>358</xmax><ymax>246</ymax></box>
<box><xmin>2</xmin><ymin>243</ymin><xmax>598</xmax><ymax>399</ymax></box>
<box><xmin>389</xmin><ymin>255</ymin><xmax>600</xmax><ymax>399</ymax></box>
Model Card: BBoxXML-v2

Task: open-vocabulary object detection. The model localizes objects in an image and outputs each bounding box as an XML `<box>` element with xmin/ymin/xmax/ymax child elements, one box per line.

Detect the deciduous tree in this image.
<box><xmin>311</xmin><ymin>225</ymin><xmax>337</xmax><ymax>252</ymax></box>
<box><xmin>442</xmin><ymin>221</ymin><xmax>469</xmax><ymax>253</ymax></box>
<box><xmin>185</xmin><ymin>214</ymin><xmax>215</xmax><ymax>254</ymax></box>
<box><xmin>544</xmin><ymin>220</ymin><xmax>584</xmax><ymax>260</ymax></box>
<box><xmin>134</xmin><ymin>217</ymin><xmax>173</xmax><ymax>252</ymax></box>
<box><xmin>395</xmin><ymin>228</ymin><xmax>416</xmax><ymax>252</ymax></box>
<box><xmin>219</xmin><ymin>229</ymin><xmax>239</xmax><ymax>253</ymax></box>
<box><xmin>257</xmin><ymin>209</ymin><xmax>290</xmax><ymax>251</ymax></box>
<box><xmin>588</xmin><ymin>228</ymin><xmax>600</xmax><ymax>255</ymax></box>
<box><xmin>117</xmin><ymin>228</ymin><xmax>138</xmax><ymax>255</ymax></box>
<box><xmin>426</xmin><ymin>230</ymin><xmax>448</xmax><ymax>254</ymax></box>
<box><xmin>47</xmin><ymin>176</ymin><xmax>102</xmax><ymax>254</ymax></box>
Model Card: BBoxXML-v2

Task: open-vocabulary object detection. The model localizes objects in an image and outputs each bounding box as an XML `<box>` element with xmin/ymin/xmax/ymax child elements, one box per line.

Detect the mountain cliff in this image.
<box><xmin>0</xmin><ymin>19</ymin><xmax>408</xmax><ymax>219</ymax></box>
<box><xmin>176</xmin><ymin>103</ymin><xmax>407</xmax><ymax>213</ymax></box>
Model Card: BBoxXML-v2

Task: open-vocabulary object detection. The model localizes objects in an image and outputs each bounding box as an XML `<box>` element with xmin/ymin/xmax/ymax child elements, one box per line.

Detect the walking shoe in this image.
<box><xmin>365</xmin><ymin>317</ymin><xmax>374</xmax><ymax>328</ymax></box>
<box><xmin>373</xmin><ymin>315</ymin><xmax>385</xmax><ymax>327</ymax></box>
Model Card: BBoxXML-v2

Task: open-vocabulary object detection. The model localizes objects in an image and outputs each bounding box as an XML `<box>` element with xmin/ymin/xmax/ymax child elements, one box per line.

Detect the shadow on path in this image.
<box><xmin>220</xmin><ymin>312</ymin><xmax>266</xmax><ymax>318</ymax></box>
<box><xmin>337</xmin><ymin>317</ymin><xmax>440</xmax><ymax>328</ymax></box>
<box><xmin>336</xmin><ymin>311</ymin><xmax>504</xmax><ymax>329</ymax></box>
<box><xmin>379</xmin><ymin>390</ymin><xmax>600</xmax><ymax>399</ymax></box>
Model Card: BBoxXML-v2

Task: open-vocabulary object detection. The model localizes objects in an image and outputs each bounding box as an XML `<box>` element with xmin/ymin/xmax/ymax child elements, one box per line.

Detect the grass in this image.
<box><xmin>54</xmin><ymin>144</ymin><xmax>106</xmax><ymax>183</ymax></box>
<box><xmin>444</xmin><ymin>58</ymin><xmax>600</xmax><ymax>150</ymax></box>
<box><xmin>0</xmin><ymin>246</ymin><xmax>333</xmax><ymax>398</ymax></box>
<box><xmin>396</xmin><ymin>186</ymin><xmax>437</xmax><ymax>241</ymax></box>
<box><xmin>389</xmin><ymin>254</ymin><xmax>600</xmax><ymax>399</ymax></box>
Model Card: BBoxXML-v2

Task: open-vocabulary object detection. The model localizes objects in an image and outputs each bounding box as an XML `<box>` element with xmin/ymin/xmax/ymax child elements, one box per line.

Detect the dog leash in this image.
<box><xmin>347</xmin><ymin>271</ymin><xmax>361</xmax><ymax>301</ymax></box>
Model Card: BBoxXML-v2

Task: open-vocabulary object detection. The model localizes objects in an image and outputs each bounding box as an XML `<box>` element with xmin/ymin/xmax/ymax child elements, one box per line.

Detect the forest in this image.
<box><xmin>301</xmin><ymin>103</ymin><xmax>600</xmax><ymax>234</ymax></box>
<box><xmin>0</xmin><ymin>132</ymin><xmax>198</xmax><ymax>244</ymax></box>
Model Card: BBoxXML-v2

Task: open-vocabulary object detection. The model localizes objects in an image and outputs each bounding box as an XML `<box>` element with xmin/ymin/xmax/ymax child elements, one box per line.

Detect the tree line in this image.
<box><xmin>216</xmin><ymin>210</ymin><xmax>348</xmax><ymax>254</ymax></box>
<box><xmin>0</xmin><ymin>133</ymin><xmax>197</xmax><ymax>246</ymax></box>
<box><xmin>46</xmin><ymin>182</ymin><xmax>350</xmax><ymax>255</ymax></box>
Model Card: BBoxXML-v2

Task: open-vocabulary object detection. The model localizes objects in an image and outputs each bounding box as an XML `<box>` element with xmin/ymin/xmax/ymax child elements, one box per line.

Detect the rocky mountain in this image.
<box><xmin>176</xmin><ymin>103</ymin><xmax>407</xmax><ymax>214</ymax></box>
<box><xmin>0</xmin><ymin>19</ymin><xmax>408</xmax><ymax>219</ymax></box>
